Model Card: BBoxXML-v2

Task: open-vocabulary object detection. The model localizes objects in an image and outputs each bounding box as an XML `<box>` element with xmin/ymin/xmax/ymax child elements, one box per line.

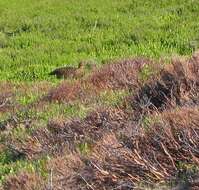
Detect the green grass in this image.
<box><xmin>0</xmin><ymin>0</ymin><xmax>199</xmax><ymax>81</ymax></box>
<box><xmin>1</xmin><ymin>0</ymin><xmax>199</xmax><ymax>187</ymax></box>
<box><xmin>0</xmin><ymin>150</ymin><xmax>49</xmax><ymax>184</ymax></box>
<box><xmin>99</xmin><ymin>89</ymin><xmax>130</xmax><ymax>107</ymax></box>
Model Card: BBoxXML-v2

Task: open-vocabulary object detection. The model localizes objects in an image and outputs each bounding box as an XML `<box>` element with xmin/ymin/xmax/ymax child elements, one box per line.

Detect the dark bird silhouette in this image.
<box><xmin>49</xmin><ymin>62</ymin><xmax>84</xmax><ymax>79</ymax></box>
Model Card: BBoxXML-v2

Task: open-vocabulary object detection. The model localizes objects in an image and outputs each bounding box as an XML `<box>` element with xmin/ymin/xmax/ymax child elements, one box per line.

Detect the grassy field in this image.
<box><xmin>0</xmin><ymin>0</ymin><xmax>199</xmax><ymax>81</ymax></box>
<box><xmin>0</xmin><ymin>0</ymin><xmax>199</xmax><ymax>189</ymax></box>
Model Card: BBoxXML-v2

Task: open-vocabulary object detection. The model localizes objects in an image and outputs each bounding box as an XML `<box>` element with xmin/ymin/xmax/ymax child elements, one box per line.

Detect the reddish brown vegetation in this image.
<box><xmin>0</xmin><ymin>81</ymin><xmax>52</xmax><ymax>115</ymax></box>
<box><xmin>5</xmin><ymin>133</ymin><xmax>42</xmax><ymax>159</ymax></box>
<box><xmin>74</xmin><ymin>108</ymin><xmax>199</xmax><ymax>189</ymax></box>
<box><xmin>4</xmin><ymin>108</ymin><xmax>199</xmax><ymax>189</ymax></box>
<box><xmin>3</xmin><ymin>172</ymin><xmax>43</xmax><ymax>190</ymax></box>
<box><xmin>44</xmin><ymin>80</ymin><xmax>92</xmax><ymax>103</ymax></box>
<box><xmin>132</xmin><ymin>51</ymin><xmax>199</xmax><ymax>116</ymax></box>
<box><xmin>46</xmin><ymin>81</ymin><xmax>86</xmax><ymax>103</ymax></box>
<box><xmin>2</xmin><ymin>52</ymin><xmax>199</xmax><ymax>190</ymax></box>
<box><xmin>0</xmin><ymin>82</ymin><xmax>15</xmax><ymax>113</ymax></box>
<box><xmin>5</xmin><ymin>107</ymin><xmax>128</xmax><ymax>159</ymax></box>
<box><xmin>89</xmin><ymin>58</ymin><xmax>152</xmax><ymax>90</ymax></box>
<box><xmin>45</xmin><ymin>154</ymin><xmax>84</xmax><ymax>190</ymax></box>
<box><xmin>0</xmin><ymin>92</ymin><xmax>13</xmax><ymax>113</ymax></box>
<box><xmin>46</xmin><ymin>58</ymin><xmax>152</xmax><ymax>103</ymax></box>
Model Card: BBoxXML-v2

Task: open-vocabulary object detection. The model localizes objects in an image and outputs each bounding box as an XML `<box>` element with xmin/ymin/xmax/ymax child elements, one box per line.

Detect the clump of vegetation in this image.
<box><xmin>2</xmin><ymin>171</ymin><xmax>43</xmax><ymax>190</ymax></box>
<box><xmin>89</xmin><ymin>58</ymin><xmax>152</xmax><ymax>90</ymax></box>
<box><xmin>131</xmin><ymin>51</ymin><xmax>199</xmax><ymax>117</ymax></box>
<box><xmin>46</xmin><ymin>81</ymin><xmax>87</xmax><ymax>103</ymax></box>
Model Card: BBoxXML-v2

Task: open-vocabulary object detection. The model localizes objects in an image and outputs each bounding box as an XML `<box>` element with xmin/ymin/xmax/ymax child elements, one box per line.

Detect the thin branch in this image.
<box><xmin>78</xmin><ymin>174</ymin><xmax>95</xmax><ymax>190</ymax></box>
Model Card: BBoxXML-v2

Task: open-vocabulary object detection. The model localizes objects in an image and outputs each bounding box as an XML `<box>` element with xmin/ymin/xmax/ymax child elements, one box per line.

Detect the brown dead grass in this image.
<box><xmin>4</xmin><ymin>107</ymin><xmax>198</xmax><ymax>188</ymax></box>
<box><xmin>46</xmin><ymin>81</ymin><xmax>87</xmax><ymax>103</ymax></box>
<box><xmin>4</xmin><ymin>133</ymin><xmax>43</xmax><ymax>160</ymax></box>
<box><xmin>0</xmin><ymin>81</ymin><xmax>52</xmax><ymax>118</ymax></box>
<box><xmin>2</xmin><ymin>52</ymin><xmax>199</xmax><ymax>190</ymax></box>
<box><xmin>89</xmin><ymin>57</ymin><xmax>152</xmax><ymax>90</ymax></box>
<box><xmin>131</xmin><ymin>51</ymin><xmax>199</xmax><ymax>117</ymax></box>
<box><xmin>0</xmin><ymin>82</ymin><xmax>15</xmax><ymax>113</ymax></box>
<box><xmin>45</xmin><ymin>154</ymin><xmax>84</xmax><ymax>190</ymax></box>
<box><xmin>4</xmin><ymin>107</ymin><xmax>128</xmax><ymax>159</ymax></box>
<box><xmin>2</xmin><ymin>172</ymin><xmax>43</xmax><ymax>190</ymax></box>
<box><xmin>76</xmin><ymin>108</ymin><xmax>199</xmax><ymax>189</ymax></box>
<box><xmin>45</xmin><ymin>57</ymin><xmax>152</xmax><ymax>103</ymax></box>
<box><xmin>0</xmin><ymin>92</ymin><xmax>13</xmax><ymax>113</ymax></box>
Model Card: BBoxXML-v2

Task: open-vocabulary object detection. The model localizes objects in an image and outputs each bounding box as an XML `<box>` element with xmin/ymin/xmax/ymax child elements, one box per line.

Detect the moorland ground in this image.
<box><xmin>0</xmin><ymin>0</ymin><xmax>199</xmax><ymax>189</ymax></box>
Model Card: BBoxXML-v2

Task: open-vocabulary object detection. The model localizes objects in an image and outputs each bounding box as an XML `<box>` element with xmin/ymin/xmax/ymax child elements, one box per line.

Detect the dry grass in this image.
<box><xmin>3</xmin><ymin>107</ymin><xmax>128</xmax><ymax>159</ymax></box>
<box><xmin>75</xmin><ymin>108</ymin><xmax>199</xmax><ymax>189</ymax></box>
<box><xmin>0</xmin><ymin>81</ymin><xmax>52</xmax><ymax>120</ymax></box>
<box><xmin>45</xmin><ymin>57</ymin><xmax>152</xmax><ymax>103</ymax></box>
<box><xmin>45</xmin><ymin>154</ymin><xmax>84</xmax><ymax>190</ymax></box>
<box><xmin>2</xmin><ymin>52</ymin><xmax>199</xmax><ymax>190</ymax></box>
<box><xmin>89</xmin><ymin>58</ymin><xmax>152</xmax><ymax>90</ymax></box>
<box><xmin>0</xmin><ymin>82</ymin><xmax>15</xmax><ymax>113</ymax></box>
<box><xmin>2</xmin><ymin>172</ymin><xmax>43</xmax><ymax>190</ymax></box>
<box><xmin>46</xmin><ymin>81</ymin><xmax>87</xmax><ymax>103</ymax></box>
<box><xmin>131</xmin><ymin>51</ymin><xmax>199</xmax><ymax>118</ymax></box>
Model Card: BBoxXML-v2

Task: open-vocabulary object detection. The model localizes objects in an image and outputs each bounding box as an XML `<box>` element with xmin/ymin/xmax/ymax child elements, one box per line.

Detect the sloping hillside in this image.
<box><xmin>1</xmin><ymin>52</ymin><xmax>199</xmax><ymax>190</ymax></box>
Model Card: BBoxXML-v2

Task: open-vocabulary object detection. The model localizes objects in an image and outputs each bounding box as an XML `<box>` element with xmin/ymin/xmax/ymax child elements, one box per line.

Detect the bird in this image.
<box><xmin>49</xmin><ymin>62</ymin><xmax>84</xmax><ymax>79</ymax></box>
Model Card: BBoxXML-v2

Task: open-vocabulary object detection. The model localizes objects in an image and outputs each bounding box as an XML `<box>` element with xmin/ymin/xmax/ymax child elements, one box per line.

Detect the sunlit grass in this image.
<box><xmin>0</xmin><ymin>0</ymin><xmax>199</xmax><ymax>81</ymax></box>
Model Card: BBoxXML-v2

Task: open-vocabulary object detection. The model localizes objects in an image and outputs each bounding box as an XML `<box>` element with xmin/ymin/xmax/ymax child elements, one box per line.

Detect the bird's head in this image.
<box><xmin>78</xmin><ymin>61</ymin><xmax>84</xmax><ymax>69</ymax></box>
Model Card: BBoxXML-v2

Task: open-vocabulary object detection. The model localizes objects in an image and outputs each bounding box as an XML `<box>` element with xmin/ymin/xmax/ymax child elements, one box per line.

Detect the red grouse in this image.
<box><xmin>49</xmin><ymin>62</ymin><xmax>84</xmax><ymax>79</ymax></box>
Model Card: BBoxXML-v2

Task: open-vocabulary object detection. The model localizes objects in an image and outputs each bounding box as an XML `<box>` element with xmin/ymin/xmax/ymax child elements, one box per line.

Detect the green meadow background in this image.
<box><xmin>0</xmin><ymin>0</ymin><xmax>199</xmax><ymax>81</ymax></box>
